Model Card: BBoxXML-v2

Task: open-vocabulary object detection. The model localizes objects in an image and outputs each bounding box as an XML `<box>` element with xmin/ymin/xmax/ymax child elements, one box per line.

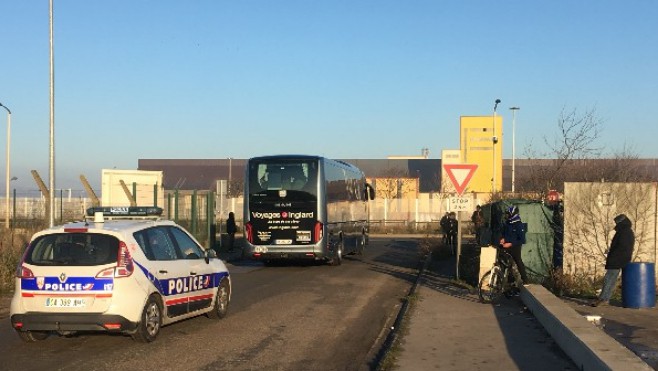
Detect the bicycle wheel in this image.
<box><xmin>479</xmin><ymin>267</ymin><xmax>504</xmax><ymax>304</ymax></box>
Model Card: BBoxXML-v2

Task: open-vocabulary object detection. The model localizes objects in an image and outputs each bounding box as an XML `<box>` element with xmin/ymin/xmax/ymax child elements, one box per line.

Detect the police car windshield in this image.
<box><xmin>26</xmin><ymin>234</ymin><xmax>119</xmax><ymax>266</ymax></box>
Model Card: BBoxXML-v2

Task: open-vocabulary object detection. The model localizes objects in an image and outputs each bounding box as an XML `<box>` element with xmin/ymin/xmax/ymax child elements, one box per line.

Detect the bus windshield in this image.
<box><xmin>248</xmin><ymin>159</ymin><xmax>318</xmax><ymax>202</ymax></box>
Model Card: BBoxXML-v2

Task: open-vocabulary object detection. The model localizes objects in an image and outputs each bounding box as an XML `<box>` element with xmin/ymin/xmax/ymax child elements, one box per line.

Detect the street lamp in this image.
<box><xmin>0</xmin><ymin>102</ymin><xmax>11</xmax><ymax>229</ymax></box>
<box><xmin>509</xmin><ymin>107</ymin><xmax>520</xmax><ymax>193</ymax></box>
<box><xmin>49</xmin><ymin>0</ymin><xmax>56</xmax><ymax>227</ymax></box>
<box><xmin>492</xmin><ymin>99</ymin><xmax>501</xmax><ymax>196</ymax></box>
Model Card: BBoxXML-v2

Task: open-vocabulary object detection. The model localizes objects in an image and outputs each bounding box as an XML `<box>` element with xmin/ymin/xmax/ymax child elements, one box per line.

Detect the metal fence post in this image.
<box><xmin>12</xmin><ymin>188</ymin><xmax>16</xmax><ymax>229</ymax></box>
<box><xmin>191</xmin><ymin>190</ymin><xmax>197</xmax><ymax>235</ymax></box>
<box><xmin>207</xmin><ymin>191</ymin><xmax>216</xmax><ymax>249</ymax></box>
<box><xmin>167</xmin><ymin>192</ymin><xmax>172</xmax><ymax>219</ymax></box>
<box><xmin>174</xmin><ymin>190</ymin><xmax>179</xmax><ymax>223</ymax></box>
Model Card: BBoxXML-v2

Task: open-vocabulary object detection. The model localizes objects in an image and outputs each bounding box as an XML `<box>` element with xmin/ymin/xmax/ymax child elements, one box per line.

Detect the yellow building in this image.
<box><xmin>460</xmin><ymin>116</ymin><xmax>503</xmax><ymax>193</ymax></box>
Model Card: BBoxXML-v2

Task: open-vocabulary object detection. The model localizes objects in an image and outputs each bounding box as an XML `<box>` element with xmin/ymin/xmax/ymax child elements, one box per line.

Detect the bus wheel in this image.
<box><xmin>329</xmin><ymin>240</ymin><xmax>343</xmax><ymax>266</ymax></box>
<box><xmin>357</xmin><ymin>233</ymin><xmax>366</xmax><ymax>256</ymax></box>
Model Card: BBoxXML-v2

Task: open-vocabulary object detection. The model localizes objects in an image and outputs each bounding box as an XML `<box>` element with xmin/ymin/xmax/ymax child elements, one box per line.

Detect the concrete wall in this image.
<box><xmin>563</xmin><ymin>182</ymin><xmax>658</xmax><ymax>280</ymax></box>
<box><xmin>101</xmin><ymin>169</ymin><xmax>165</xmax><ymax>207</ymax></box>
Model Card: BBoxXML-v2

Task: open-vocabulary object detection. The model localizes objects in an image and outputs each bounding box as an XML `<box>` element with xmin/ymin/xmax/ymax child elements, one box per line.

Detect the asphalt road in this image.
<box><xmin>0</xmin><ymin>237</ymin><xmax>421</xmax><ymax>371</ymax></box>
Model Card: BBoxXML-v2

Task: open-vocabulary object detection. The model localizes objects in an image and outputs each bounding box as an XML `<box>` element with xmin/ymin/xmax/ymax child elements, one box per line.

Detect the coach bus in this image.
<box><xmin>243</xmin><ymin>155</ymin><xmax>374</xmax><ymax>265</ymax></box>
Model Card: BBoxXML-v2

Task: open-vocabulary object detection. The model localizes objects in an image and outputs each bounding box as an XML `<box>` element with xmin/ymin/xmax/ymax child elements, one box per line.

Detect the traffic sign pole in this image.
<box><xmin>456</xmin><ymin>210</ymin><xmax>462</xmax><ymax>279</ymax></box>
<box><xmin>443</xmin><ymin>164</ymin><xmax>478</xmax><ymax>281</ymax></box>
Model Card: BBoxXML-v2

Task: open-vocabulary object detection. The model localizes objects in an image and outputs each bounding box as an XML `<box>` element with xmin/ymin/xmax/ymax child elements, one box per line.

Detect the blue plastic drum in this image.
<box><xmin>622</xmin><ymin>262</ymin><xmax>656</xmax><ymax>308</ymax></box>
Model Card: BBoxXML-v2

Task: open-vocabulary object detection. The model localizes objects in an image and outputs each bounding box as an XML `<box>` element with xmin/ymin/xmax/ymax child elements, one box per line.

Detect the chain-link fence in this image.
<box><xmin>0</xmin><ymin>192</ymin><xmax>480</xmax><ymax>240</ymax></box>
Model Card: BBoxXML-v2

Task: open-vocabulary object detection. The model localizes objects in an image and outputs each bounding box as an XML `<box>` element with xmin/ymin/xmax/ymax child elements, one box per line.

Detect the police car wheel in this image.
<box><xmin>133</xmin><ymin>296</ymin><xmax>162</xmax><ymax>343</ymax></box>
<box><xmin>17</xmin><ymin>330</ymin><xmax>49</xmax><ymax>342</ymax></box>
<box><xmin>208</xmin><ymin>279</ymin><xmax>230</xmax><ymax>319</ymax></box>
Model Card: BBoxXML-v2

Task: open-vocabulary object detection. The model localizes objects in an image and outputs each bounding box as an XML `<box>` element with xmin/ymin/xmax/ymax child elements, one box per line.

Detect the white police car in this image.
<box><xmin>10</xmin><ymin>206</ymin><xmax>231</xmax><ymax>342</ymax></box>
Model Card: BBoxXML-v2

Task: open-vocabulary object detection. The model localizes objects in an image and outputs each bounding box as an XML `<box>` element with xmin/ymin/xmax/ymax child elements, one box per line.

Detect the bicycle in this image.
<box><xmin>478</xmin><ymin>246</ymin><xmax>522</xmax><ymax>304</ymax></box>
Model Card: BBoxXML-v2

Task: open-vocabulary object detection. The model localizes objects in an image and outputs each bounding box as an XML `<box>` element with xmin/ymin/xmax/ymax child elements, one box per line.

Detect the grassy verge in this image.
<box><xmin>376</xmin><ymin>292</ymin><xmax>421</xmax><ymax>371</ymax></box>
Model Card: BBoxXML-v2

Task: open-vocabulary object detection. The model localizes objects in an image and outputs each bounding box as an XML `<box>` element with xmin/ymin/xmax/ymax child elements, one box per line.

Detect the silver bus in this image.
<box><xmin>243</xmin><ymin>155</ymin><xmax>374</xmax><ymax>265</ymax></box>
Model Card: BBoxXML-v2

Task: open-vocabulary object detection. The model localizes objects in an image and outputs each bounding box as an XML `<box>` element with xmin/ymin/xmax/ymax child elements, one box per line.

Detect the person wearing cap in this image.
<box><xmin>500</xmin><ymin>205</ymin><xmax>528</xmax><ymax>284</ymax></box>
<box><xmin>592</xmin><ymin>214</ymin><xmax>635</xmax><ymax>307</ymax></box>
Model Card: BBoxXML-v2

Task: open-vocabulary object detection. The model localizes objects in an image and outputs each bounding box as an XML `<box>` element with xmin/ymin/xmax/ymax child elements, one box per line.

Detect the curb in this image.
<box><xmin>373</xmin><ymin>252</ymin><xmax>430</xmax><ymax>370</ymax></box>
<box><xmin>522</xmin><ymin>284</ymin><xmax>653</xmax><ymax>371</ymax></box>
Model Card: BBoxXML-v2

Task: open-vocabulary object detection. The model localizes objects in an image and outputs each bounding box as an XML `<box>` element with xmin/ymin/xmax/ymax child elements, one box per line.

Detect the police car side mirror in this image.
<box><xmin>205</xmin><ymin>249</ymin><xmax>217</xmax><ymax>264</ymax></box>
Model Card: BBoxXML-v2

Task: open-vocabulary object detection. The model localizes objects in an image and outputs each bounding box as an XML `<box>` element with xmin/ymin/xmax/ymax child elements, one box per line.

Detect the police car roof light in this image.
<box><xmin>64</xmin><ymin>227</ymin><xmax>89</xmax><ymax>233</ymax></box>
<box><xmin>86</xmin><ymin>206</ymin><xmax>164</xmax><ymax>217</ymax></box>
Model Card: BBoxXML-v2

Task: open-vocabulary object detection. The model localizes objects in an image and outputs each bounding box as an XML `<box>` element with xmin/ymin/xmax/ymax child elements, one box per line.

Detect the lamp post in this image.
<box><xmin>492</xmin><ymin>99</ymin><xmax>501</xmax><ymax>196</ymax></box>
<box><xmin>0</xmin><ymin>102</ymin><xmax>11</xmax><ymax>229</ymax></box>
<box><xmin>509</xmin><ymin>107</ymin><xmax>520</xmax><ymax>193</ymax></box>
<box><xmin>228</xmin><ymin>157</ymin><xmax>233</xmax><ymax>197</ymax></box>
<box><xmin>49</xmin><ymin>0</ymin><xmax>56</xmax><ymax>227</ymax></box>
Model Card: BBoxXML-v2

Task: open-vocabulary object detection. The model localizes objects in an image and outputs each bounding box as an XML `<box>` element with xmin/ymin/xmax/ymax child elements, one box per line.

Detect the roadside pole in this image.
<box><xmin>456</xmin><ymin>210</ymin><xmax>462</xmax><ymax>279</ymax></box>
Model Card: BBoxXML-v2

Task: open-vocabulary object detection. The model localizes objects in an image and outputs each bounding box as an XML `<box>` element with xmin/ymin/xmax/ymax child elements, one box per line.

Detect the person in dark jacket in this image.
<box><xmin>226</xmin><ymin>212</ymin><xmax>238</xmax><ymax>252</ymax></box>
<box><xmin>440</xmin><ymin>212</ymin><xmax>450</xmax><ymax>245</ymax></box>
<box><xmin>500</xmin><ymin>206</ymin><xmax>528</xmax><ymax>284</ymax></box>
<box><xmin>592</xmin><ymin>214</ymin><xmax>635</xmax><ymax>307</ymax></box>
<box><xmin>471</xmin><ymin>205</ymin><xmax>484</xmax><ymax>245</ymax></box>
<box><xmin>446</xmin><ymin>212</ymin><xmax>458</xmax><ymax>252</ymax></box>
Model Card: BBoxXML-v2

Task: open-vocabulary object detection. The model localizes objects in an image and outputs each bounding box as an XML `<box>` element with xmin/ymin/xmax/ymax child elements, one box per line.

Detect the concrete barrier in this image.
<box><xmin>521</xmin><ymin>284</ymin><xmax>652</xmax><ymax>371</ymax></box>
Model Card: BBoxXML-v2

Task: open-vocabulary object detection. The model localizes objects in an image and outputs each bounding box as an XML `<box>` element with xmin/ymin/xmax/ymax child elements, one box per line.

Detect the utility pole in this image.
<box><xmin>509</xmin><ymin>107</ymin><xmax>520</xmax><ymax>193</ymax></box>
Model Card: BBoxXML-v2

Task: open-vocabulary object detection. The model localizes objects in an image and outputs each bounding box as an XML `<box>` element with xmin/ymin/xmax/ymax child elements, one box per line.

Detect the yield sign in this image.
<box><xmin>443</xmin><ymin>164</ymin><xmax>478</xmax><ymax>196</ymax></box>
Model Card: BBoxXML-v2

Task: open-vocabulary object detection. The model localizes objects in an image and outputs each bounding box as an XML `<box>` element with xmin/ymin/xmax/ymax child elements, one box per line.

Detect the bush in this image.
<box><xmin>0</xmin><ymin>229</ymin><xmax>35</xmax><ymax>295</ymax></box>
<box><xmin>543</xmin><ymin>269</ymin><xmax>601</xmax><ymax>299</ymax></box>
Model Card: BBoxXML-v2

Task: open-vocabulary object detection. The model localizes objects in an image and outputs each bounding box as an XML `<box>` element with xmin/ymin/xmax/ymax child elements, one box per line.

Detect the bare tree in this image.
<box><xmin>228</xmin><ymin>179</ymin><xmax>244</xmax><ymax>198</ymax></box>
<box><xmin>370</xmin><ymin>167</ymin><xmax>410</xmax><ymax>200</ymax></box>
<box><xmin>549</xmin><ymin>107</ymin><xmax>603</xmax><ymax>161</ymax></box>
<box><xmin>522</xmin><ymin>106</ymin><xmax>609</xmax><ymax>194</ymax></box>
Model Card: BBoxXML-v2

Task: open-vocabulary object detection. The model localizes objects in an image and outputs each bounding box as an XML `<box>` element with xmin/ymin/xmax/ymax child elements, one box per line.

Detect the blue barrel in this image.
<box><xmin>622</xmin><ymin>262</ymin><xmax>656</xmax><ymax>308</ymax></box>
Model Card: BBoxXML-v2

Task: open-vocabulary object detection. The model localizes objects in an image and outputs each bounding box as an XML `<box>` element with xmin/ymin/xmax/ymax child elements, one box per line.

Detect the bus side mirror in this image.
<box><xmin>365</xmin><ymin>184</ymin><xmax>375</xmax><ymax>200</ymax></box>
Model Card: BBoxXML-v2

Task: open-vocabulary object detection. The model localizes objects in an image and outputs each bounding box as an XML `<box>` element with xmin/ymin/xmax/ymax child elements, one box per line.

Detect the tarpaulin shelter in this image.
<box><xmin>480</xmin><ymin>199</ymin><xmax>558</xmax><ymax>280</ymax></box>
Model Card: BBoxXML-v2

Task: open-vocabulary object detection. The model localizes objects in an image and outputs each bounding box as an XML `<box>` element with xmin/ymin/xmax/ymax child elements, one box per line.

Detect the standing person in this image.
<box><xmin>471</xmin><ymin>205</ymin><xmax>484</xmax><ymax>245</ymax></box>
<box><xmin>440</xmin><ymin>212</ymin><xmax>450</xmax><ymax>245</ymax></box>
<box><xmin>226</xmin><ymin>212</ymin><xmax>237</xmax><ymax>253</ymax></box>
<box><xmin>447</xmin><ymin>212</ymin><xmax>458</xmax><ymax>252</ymax></box>
<box><xmin>500</xmin><ymin>206</ymin><xmax>528</xmax><ymax>284</ymax></box>
<box><xmin>592</xmin><ymin>214</ymin><xmax>635</xmax><ymax>307</ymax></box>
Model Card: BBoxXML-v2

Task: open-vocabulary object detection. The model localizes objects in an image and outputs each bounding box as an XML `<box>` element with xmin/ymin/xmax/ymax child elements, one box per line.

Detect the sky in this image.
<box><xmin>1</xmin><ymin>1</ymin><xmax>657</xmax><ymax>193</ymax></box>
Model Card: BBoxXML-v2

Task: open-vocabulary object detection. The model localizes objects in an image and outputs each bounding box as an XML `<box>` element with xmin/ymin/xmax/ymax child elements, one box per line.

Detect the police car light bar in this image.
<box><xmin>86</xmin><ymin>206</ymin><xmax>164</xmax><ymax>217</ymax></box>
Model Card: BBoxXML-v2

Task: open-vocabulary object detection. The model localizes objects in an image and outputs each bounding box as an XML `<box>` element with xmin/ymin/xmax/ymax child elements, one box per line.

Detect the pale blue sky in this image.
<box><xmin>1</xmin><ymin>1</ymin><xmax>657</xmax><ymax>192</ymax></box>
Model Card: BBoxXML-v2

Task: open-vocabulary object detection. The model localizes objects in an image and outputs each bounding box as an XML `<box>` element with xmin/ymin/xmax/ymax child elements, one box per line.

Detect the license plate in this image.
<box><xmin>45</xmin><ymin>297</ymin><xmax>86</xmax><ymax>308</ymax></box>
<box><xmin>275</xmin><ymin>239</ymin><xmax>292</xmax><ymax>245</ymax></box>
<box><xmin>296</xmin><ymin>231</ymin><xmax>311</xmax><ymax>242</ymax></box>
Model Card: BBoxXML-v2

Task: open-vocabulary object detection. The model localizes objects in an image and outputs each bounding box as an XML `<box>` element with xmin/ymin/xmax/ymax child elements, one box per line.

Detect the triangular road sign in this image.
<box><xmin>443</xmin><ymin>164</ymin><xmax>478</xmax><ymax>196</ymax></box>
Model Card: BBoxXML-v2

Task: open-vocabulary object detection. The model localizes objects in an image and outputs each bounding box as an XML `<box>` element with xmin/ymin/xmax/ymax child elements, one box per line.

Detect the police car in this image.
<box><xmin>10</xmin><ymin>206</ymin><xmax>231</xmax><ymax>343</ymax></box>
